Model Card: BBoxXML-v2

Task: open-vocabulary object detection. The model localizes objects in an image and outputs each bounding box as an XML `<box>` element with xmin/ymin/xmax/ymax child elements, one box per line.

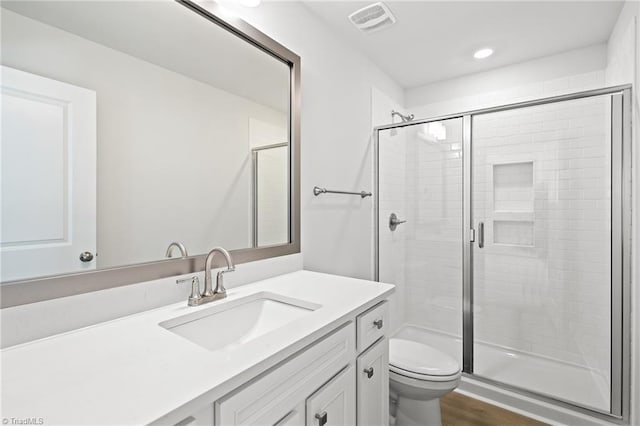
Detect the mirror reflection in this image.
<box><xmin>0</xmin><ymin>1</ymin><xmax>291</xmax><ymax>282</ymax></box>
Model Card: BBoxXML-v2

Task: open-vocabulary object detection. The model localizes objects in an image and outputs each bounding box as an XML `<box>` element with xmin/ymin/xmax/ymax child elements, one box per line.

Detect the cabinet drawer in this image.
<box><xmin>215</xmin><ymin>322</ymin><xmax>355</xmax><ymax>425</ymax></box>
<box><xmin>306</xmin><ymin>366</ymin><xmax>356</xmax><ymax>426</ymax></box>
<box><xmin>356</xmin><ymin>338</ymin><xmax>388</xmax><ymax>426</ymax></box>
<box><xmin>356</xmin><ymin>302</ymin><xmax>387</xmax><ymax>353</ymax></box>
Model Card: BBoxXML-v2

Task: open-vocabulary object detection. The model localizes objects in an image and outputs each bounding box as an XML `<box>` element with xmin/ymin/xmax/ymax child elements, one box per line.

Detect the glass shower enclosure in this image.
<box><xmin>375</xmin><ymin>87</ymin><xmax>631</xmax><ymax>420</ymax></box>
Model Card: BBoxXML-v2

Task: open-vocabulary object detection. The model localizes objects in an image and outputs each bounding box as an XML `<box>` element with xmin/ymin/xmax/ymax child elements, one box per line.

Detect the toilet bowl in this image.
<box><xmin>389</xmin><ymin>338</ymin><xmax>461</xmax><ymax>426</ymax></box>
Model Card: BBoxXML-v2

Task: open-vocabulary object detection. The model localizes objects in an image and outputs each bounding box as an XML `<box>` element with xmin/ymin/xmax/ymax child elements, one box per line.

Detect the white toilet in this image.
<box><xmin>389</xmin><ymin>338</ymin><xmax>461</xmax><ymax>426</ymax></box>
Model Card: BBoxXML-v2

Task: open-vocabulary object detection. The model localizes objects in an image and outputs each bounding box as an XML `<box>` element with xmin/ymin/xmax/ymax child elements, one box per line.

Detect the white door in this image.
<box><xmin>306</xmin><ymin>366</ymin><xmax>356</xmax><ymax>426</ymax></box>
<box><xmin>1</xmin><ymin>66</ymin><xmax>96</xmax><ymax>281</ymax></box>
<box><xmin>357</xmin><ymin>339</ymin><xmax>389</xmax><ymax>426</ymax></box>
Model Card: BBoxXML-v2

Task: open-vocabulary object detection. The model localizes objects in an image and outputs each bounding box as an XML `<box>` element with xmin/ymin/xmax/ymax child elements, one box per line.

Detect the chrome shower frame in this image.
<box><xmin>373</xmin><ymin>85</ymin><xmax>632</xmax><ymax>423</ymax></box>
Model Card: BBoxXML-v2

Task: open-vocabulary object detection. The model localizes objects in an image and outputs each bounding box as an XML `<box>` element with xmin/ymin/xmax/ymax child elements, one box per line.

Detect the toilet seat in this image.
<box><xmin>390</xmin><ymin>364</ymin><xmax>461</xmax><ymax>382</ymax></box>
<box><xmin>389</xmin><ymin>338</ymin><xmax>461</xmax><ymax>382</ymax></box>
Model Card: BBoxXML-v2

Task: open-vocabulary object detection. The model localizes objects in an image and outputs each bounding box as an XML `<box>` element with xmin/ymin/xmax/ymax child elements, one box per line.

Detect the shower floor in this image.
<box><xmin>394</xmin><ymin>324</ymin><xmax>610</xmax><ymax>412</ymax></box>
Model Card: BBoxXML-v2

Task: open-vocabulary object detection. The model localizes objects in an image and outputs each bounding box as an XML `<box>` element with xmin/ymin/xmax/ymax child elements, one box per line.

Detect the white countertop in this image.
<box><xmin>1</xmin><ymin>271</ymin><xmax>394</xmax><ymax>425</ymax></box>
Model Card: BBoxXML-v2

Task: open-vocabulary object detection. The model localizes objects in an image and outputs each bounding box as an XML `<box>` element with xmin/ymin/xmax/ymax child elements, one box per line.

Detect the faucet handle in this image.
<box><xmin>177</xmin><ymin>276</ymin><xmax>202</xmax><ymax>306</ymax></box>
<box><xmin>214</xmin><ymin>268</ymin><xmax>234</xmax><ymax>295</ymax></box>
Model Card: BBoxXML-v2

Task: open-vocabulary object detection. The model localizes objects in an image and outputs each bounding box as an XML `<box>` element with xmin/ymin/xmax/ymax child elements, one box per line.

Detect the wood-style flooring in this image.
<box><xmin>441</xmin><ymin>392</ymin><xmax>549</xmax><ymax>426</ymax></box>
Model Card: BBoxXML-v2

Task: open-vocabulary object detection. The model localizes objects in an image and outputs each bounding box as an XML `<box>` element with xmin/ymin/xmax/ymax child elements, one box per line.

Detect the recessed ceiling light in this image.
<box><xmin>473</xmin><ymin>48</ymin><xmax>494</xmax><ymax>59</ymax></box>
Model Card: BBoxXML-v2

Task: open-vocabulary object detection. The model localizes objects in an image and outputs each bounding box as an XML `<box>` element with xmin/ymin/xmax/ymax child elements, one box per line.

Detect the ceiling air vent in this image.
<box><xmin>348</xmin><ymin>2</ymin><xmax>396</xmax><ymax>33</ymax></box>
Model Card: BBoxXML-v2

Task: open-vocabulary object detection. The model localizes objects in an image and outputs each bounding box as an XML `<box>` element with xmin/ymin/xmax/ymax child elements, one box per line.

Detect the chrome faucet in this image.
<box><xmin>203</xmin><ymin>247</ymin><xmax>235</xmax><ymax>299</ymax></box>
<box><xmin>177</xmin><ymin>247</ymin><xmax>235</xmax><ymax>306</ymax></box>
<box><xmin>165</xmin><ymin>241</ymin><xmax>188</xmax><ymax>258</ymax></box>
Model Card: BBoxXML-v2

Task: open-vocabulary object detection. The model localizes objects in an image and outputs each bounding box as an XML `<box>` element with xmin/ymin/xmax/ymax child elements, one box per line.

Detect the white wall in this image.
<box><xmin>1</xmin><ymin>9</ymin><xmax>287</xmax><ymax>270</ymax></box>
<box><xmin>407</xmin><ymin>44</ymin><xmax>607</xmax><ymax>116</ymax></box>
<box><xmin>224</xmin><ymin>1</ymin><xmax>404</xmax><ymax>280</ymax></box>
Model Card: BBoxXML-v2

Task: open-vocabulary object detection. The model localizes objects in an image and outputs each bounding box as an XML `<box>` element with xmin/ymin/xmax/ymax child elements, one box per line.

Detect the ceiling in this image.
<box><xmin>303</xmin><ymin>1</ymin><xmax>624</xmax><ymax>88</ymax></box>
<box><xmin>2</xmin><ymin>1</ymin><xmax>290</xmax><ymax>112</ymax></box>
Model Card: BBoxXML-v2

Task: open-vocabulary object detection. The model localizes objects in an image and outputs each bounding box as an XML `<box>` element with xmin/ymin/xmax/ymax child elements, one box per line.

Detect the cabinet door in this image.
<box><xmin>306</xmin><ymin>366</ymin><xmax>356</xmax><ymax>426</ymax></box>
<box><xmin>356</xmin><ymin>338</ymin><xmax>388</xmax><ymax>426</ymax></box>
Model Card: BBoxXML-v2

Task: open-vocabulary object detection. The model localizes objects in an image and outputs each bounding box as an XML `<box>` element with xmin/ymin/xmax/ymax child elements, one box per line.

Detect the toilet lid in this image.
<box><xmin>389</xmin><ymin>338</ymin><xmax>460</xmax><ymax>377</ymax></box>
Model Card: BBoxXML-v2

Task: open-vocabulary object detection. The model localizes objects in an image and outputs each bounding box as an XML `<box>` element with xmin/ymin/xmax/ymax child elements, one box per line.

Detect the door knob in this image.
<box><xmin>79</xmin><ymin>251</ymin><xmax>94</xmax><ymax>262</ymax></box>
<box><xmin>389</xmin><ymin>213</ymin><xmax>407</xmax><ymax>231</ymax></box>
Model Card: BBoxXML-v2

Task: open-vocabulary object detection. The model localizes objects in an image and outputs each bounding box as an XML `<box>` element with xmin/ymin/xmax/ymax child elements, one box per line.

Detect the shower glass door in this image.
<box><xmin>470</xmin><ymin>94</ymin><xmax>616</xmax><ymax>412</ymax></box>
<box><xmin>377</xmin><ymin>117</ymin><xmax>464</xmax><ymax>360</ymax></box>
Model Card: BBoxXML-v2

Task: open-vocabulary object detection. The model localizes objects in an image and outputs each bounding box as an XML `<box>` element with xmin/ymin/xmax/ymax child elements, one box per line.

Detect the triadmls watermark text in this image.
<box><xmin>2</xmin><ymin>418</ymin><xmax>44</xmax><ymax>425</ymax></box>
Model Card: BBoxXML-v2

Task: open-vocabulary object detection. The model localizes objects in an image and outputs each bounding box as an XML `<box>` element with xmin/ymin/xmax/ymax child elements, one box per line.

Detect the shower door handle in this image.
<box><xmin>477</xmin><ymin>222</ymin><xmax>484</xmax><ymax>248</ymax></box>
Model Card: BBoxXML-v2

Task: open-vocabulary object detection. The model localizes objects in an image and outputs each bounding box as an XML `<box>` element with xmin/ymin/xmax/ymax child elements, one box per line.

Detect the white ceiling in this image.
<box><xmin>2</xmin><ymin>1</ymin><xmax>290</xmax><ymax>112</ymax></box>
<box><xmin>303</xmin><ymin>1</ymin><xmax>624</xmax><ymax>88</ymax></box>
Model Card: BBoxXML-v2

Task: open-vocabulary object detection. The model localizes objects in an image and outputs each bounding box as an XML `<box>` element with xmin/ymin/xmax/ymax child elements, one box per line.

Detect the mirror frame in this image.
<box><xmin>0</xmin><ymin>0</ymin><xmax>301</xmax><ymax>308</ymax></box>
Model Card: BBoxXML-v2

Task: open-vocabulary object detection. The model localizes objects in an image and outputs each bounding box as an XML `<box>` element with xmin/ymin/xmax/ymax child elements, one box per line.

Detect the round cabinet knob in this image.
<box><xmin>79</xmin><ymin>251</ymin><xmax>94</xmax><ymax>262</ymax></box>
<box><xmin>373</xmin><ymin>319</ymin><xmax>383</xmax><ymax>329</ymax></box>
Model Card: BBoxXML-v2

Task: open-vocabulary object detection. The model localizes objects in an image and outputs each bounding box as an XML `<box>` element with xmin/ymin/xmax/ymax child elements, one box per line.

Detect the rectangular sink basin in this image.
<box><xmin>160</xmin><ymin>292</ymin><xmax>321</xmax><ymax>352</ymax></box>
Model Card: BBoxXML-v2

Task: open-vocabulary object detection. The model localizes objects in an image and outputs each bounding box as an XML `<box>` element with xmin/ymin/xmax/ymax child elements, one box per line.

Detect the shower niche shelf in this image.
<box><xmin>491</xmin><ymin>161</ymin><xmax>534</xmax><ymax>248</ymax></box>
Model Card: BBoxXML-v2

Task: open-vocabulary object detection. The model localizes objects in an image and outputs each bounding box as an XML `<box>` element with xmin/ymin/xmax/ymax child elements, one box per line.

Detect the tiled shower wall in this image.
<box><xmin>402</xmin><ymin>120</ymin><xmax>463</xmax><ymax>336</ymax></box>
<box><xmin>472</xmin><ymin>95</ymin><xmax>611</xmax><ymax>381</ymax></box>
<box><xmin>378</xmin><ymin>127</ymin><xmax>407</xmax><ymax>333</ymax></box>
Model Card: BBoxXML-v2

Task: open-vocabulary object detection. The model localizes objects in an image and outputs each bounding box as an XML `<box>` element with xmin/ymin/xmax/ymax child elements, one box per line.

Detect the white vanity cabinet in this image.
<box><xmin>355</xmin><ymin>302</ymin><xmax>389</xmax><ymax>426</ymax></box>
<box><xmin>214</xmin><ymin>322</ymin><xmax>356</xmax><ymax>425</ymax></box>
<box><xmin>1</xmin><ymin>270</ymin><xmax>395</xmax><ymax>426</ymax></box>
<box><xmin>178</xmin><ymin>301</ymin><xmax>390</xmax><ymax>426</ymax></box>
